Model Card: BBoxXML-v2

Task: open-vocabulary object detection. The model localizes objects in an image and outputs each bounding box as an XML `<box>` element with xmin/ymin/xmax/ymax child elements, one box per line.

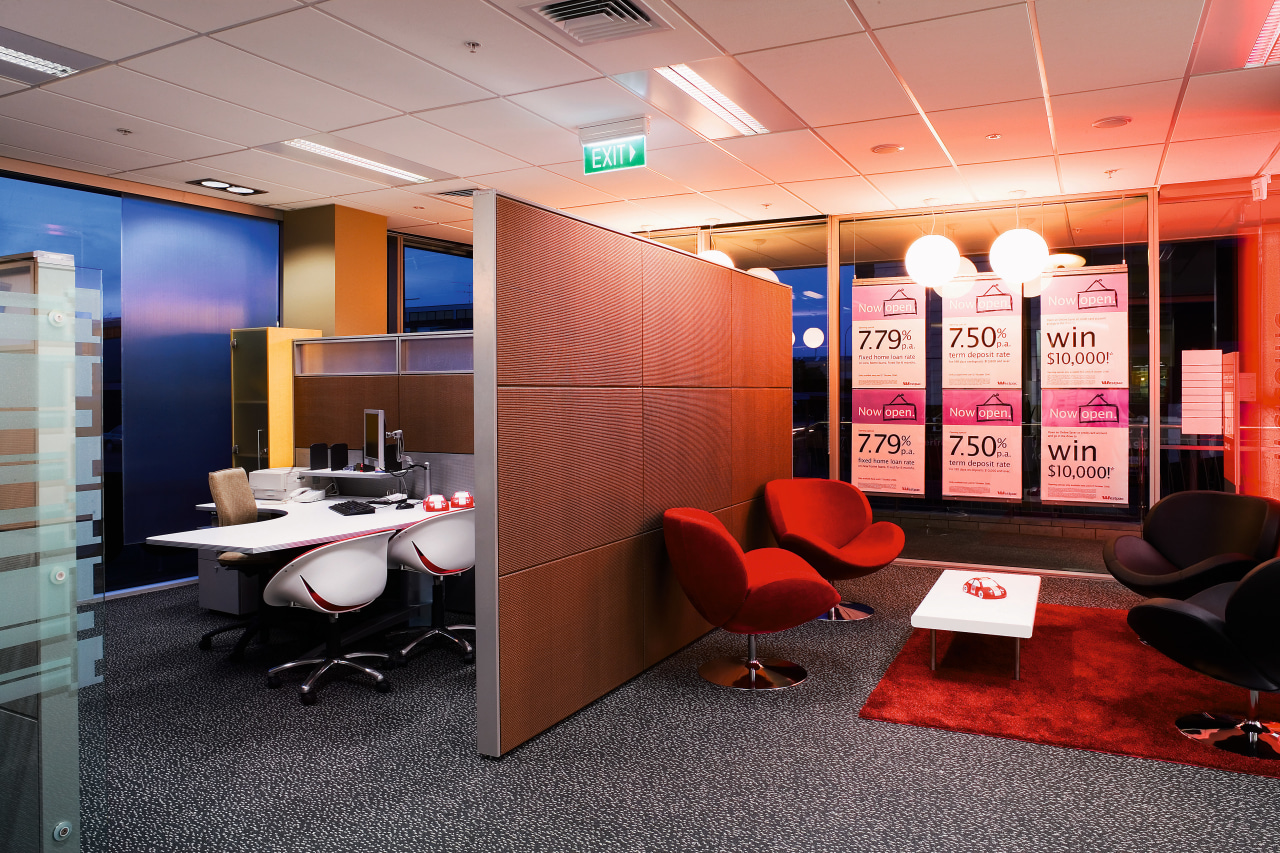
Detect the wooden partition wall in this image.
<box><xmin>474</xmin><ymin>192</ymin><xmax>792</xmax><ymax>756</ymax></box>
<box><xmin>294</xmin><ymin>373</ymin><xmax>474</xmax><ymax>454</ymax></box>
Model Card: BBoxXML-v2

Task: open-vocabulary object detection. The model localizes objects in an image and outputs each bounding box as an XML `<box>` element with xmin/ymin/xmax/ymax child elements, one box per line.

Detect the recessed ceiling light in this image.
<box><xmin>871</xmin><ymin>143</ymin><xmax>904</xmax><ymax>154</ymax></box>
<box><xmin>1091</xmin><ymin>115</ymin><xmax>1132</xmax><ymax>129</ymax></box>
<box><xmin>1247</xmin><ymin>1</ymin><xmax>1280</xmax><ymax>66</ymax></box>
<box><xmin>654</xmin><ymin>64</ymin><xmax>768</xmax><ymax>135</ymax></box>
<box><xmin>985</xmin><ymin>133</ymin><xmax>1002</xmax><ymax>140</ymax></box>
<box><xmin>187</xmin><ymin>178</ymin><xmax>266</xmax><ymax>196</ymax></box>
<box><xmin>0</xmin><ymin>44</ymin><xmax>76</xmax><ymax>77</ymax></box>
<box><xmin>283</xmin><ymin>139</ymin><xmax>432</xmax><ymax>183</ymax></box>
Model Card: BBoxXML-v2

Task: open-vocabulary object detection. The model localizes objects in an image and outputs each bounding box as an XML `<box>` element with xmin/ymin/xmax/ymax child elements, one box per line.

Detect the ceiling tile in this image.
<box><xmin>0</xmin><ymin>79</ymin><xmax>26</xmax><ymax>96</ymax></box>
<box><xmin>1173</xmin><ymin>65</ymin><xmax>1280</xmax><ymax>142</ymax></box>
<box><xmin>959</xmin><ymin>156</ymin><xmax>1061</xmax><ymax>201</ymax></box>
<box><xmin>115</xmin><ymin>0</ymin><xmax>302</xmax><ymax>32</ymax></box>
<box><xmin>877</xmin><ymin>6</ymin><xmax>1042</xmax><ymax>112</ymax></box>
<box><xmin>47</xmin><ymin>66</ymin><xmax>310</xmax><ymax>147</ymax></box>
<box><xmin>1037</xmin><ymin>0</ymin><xmax>1203</xmax><ymax>94</ymax></box>
<box><xmin>385</xmin><ymin>213</ymin><xmax>433</xmax><ymax>229</ymax></box>
<box><xmin>395</xmin><ymin>222</ymin><xmax>474</xmax><ymax>243</ymax></box>
<box><xmin>215</xmin><ymin>8</ymin><xmax>491</xmax><ymax>113</ymax></box>
<box><xmin>322</xmin><ymin>0</ymin><xmax>599</xmax><ymax>96</ymax></box>
<box><xmin>508</xmin><ymin>78</ymin><xmax>701</xmax><ymax>149</ymax></box>
<box><xmin>0</xmin><ymin>0</ymin><xmax>192</xmax><ymax>61</ymax></box>
<box><xmin>738</xmin><ymin>34</ymin><xmax>913</xmax><ymax>127</ymax></box>
<box><xmin>702</xmin><ymin>184</ymin><xmax>820</xmax><ymax>220</ymax></box>
<box><xmin>465</xmin><ymin>167</ymin><xmax>617</xmax><ymax>208</ymax></box>
<box><xmin>192</xmin><ymin>149</ymin><xmax>388</xmax><ymax>195</ymax></box>
<box><xmin>779</xmin><ymin>176</ymin><xmax>892</xmax><ymax>214</ymax></box>
<box><xmin>0</xmin><ymin>115</ymin><xmax>173</xmax><ymax>172</ymax></box>
<box><xmin>1160</xmin><ymin>132</ymin><xmax>1280</xmax><ymax>185</ymax></box>
<box><xmin>334</xmin><ymin>115</ymin><xmax>528</xmax><ymax>177</ymax></box>
<box><xmin>418</xmin><ymin>100</ymin><xmax>581</xmax><ymax>167</ymax></box>
<box><xmin>0</xmin><ymin>140</ymin><xmax>114</xmax><ymax>176</ymax></box>
<box><xmin>631</xmin><ymin>193</ymin><xmax>753</xmax><ymax>227</ymax></box>
<box><xmin>817</xmin><ymin>114</ymin><xmax>951</xmax><ymax>174</ymax></box>
<box><xmin>670</xmin><ymin>0</ymin><xmax>862</xmax><ymax>54</ymax></box>
<box><xmin>1052</xmin><ymin>80</ymin><xmax>1182</xmax><ymax>154</ymax></box>
<box><xmin>865</xmin><ymin>166</ymin><xmax>973</xmax><ymax>208</ymax></box>
<box><xmin>350</xmin><ymin>192</ymin><xmax>471</xmax><ymax>222</ymax></box>
<box><xmin>561</xmin><ymin>200</ymin><xmax>679</xmax><ymax>232</ymax></box>
<box><xmin>123</xmin><ymin>38</ymin><xmax>398</xmax><ymax>131</ymax></box>
<box><xmin>1058</xmin><ymin>145</ymin><xmax>1163</xmax><ymax>193</ymax></box>
<box><xmin>647</xmin><ymin>143</ymin><xmax>768</xmax><ymax>191</ymax></box>
<box><xmin>859</xmin><ymin>0</ymin><xmax>1012</xmax><ymax>28</ymax></box>
<box><xmin>930</xmin><ymin>98</ymin><xmax>1052</xmax><ymax>164</ymax></box>
<box><xmin>544</xmin><ymin>160</ymin><xmax>691</xmax><ymax>199</ymax></box>
<box><xmin>0</xmin><ymin>88</ymin><xmax>240</xmax><ymax>160</ymax></box>
<box><xmin>715</xmin><ymin>129</ymin><xmax>855</xmax><ymax>183</ymax></box>
<box><xmin>122</xmin><ymin>162</ymin><xmax>324</xmax><ymax>204</ymax></box>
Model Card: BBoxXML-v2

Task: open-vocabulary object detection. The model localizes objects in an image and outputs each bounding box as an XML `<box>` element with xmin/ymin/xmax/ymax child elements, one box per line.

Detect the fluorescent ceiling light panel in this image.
<box><xmin>1247</xmin><ymin>1</ymin><xmax>1280</xmax><ymax>66</ymax></box>
<box><xmin>0</xmin><ymin>45</ymin><xmax>75</xmax><ymax>77</ymax></box>
<box><xmin>283</xmin><ymin>139</ymin><xmax>432</xmax><ymax>184</ymax></box>
<box><xmin>654</xmin><ymin>64</ymin><xmax>768</xmax><ymax>135</ymax></box>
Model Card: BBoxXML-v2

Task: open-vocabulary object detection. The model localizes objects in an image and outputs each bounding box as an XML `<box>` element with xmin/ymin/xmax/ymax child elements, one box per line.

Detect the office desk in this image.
<box><xmin>146</xmin><ymin>497</ymin><xmax>436</xmax><ymax>554</ymax></box>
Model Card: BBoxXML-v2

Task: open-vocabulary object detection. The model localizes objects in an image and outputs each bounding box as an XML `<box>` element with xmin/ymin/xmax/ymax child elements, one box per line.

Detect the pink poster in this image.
<box><xmin>850</xmin><ymin>389</ymin><xmax>925</xmax><ymax>495</ymax></box>
<box><xmin>941</xmin><ymin>278</ymin><xmax>1022</xmax><ymax>389</ymax></box>
<box><xmin>942</xmin><ymin>390</ymin><xmax>1022</xmax><ymax>500</ymax></box>
<box><xmin>848</xmin><ymin>282</ymin><xmax>926</xmax><ymax>388</ymax></box>
<box><xmin>1040</xmin><ymin>389</ymin><xmax>1129</xmax><ymax>505</ymax></box>
<box><xmin>1040</xmin><ymin>269</ymin><xmax>1129</xmax><ymax>389</ymax></box>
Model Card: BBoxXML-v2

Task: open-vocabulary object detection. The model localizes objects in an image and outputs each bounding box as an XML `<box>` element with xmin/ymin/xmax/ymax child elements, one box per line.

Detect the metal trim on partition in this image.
<box><xmin>471</xmin><ymin>189</ymin><xmax>501</xmax><ymax>757</ymax></box>
<box><xmin>826</xmin><ymin>215</ymin><xmax>841</xmax><ymax>480</ymax></box>
<box><xmin>1148</xmin><ymin>191</ymin><xmax>1161</xmax><ymax>510</ymax></box>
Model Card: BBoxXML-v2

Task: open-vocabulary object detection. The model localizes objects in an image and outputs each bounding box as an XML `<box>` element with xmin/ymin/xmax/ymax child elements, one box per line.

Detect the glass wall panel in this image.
<box><xmin>403</xmin><ymin>245</ymin><xmax>473</xmax><ymax>333</ymax></box>
<box><xmin>707</xmin><ymin>221</ymin><xmax>830</xmax><ymax>476</ymax></box>
<box><xmin>838</xmin><ymin>197</ymin><xmax>1151</xmax><ymax>573</ymax></box>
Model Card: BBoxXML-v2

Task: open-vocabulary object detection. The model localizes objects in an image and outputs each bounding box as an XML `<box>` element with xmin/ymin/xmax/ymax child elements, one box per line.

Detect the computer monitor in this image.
<box><xmin>363</xmin><ymin>409</ymin><xmax>385</xmax><ymax>471</ymax></box>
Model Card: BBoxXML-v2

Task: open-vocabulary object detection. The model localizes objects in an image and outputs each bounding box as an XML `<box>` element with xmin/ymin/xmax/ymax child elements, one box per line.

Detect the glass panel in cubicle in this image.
<box><xmin>837</xmin><ymin>197</ymin><xmax>1152</xmax><ymax>573</ymax></box>
<box><xmin>295</xmin><ymin>337</ymin><xmax>399</xmax><ymax>376</ymax></box>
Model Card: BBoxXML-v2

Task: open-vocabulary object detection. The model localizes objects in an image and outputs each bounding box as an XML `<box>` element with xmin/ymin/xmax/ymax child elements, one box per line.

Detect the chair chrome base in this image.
<box><xmin>392</xmin><ymin>624</ymin><xmax>475</xmax><ymax>665</ymax></box>
<box><xmin>1176</xmin><ymin>712</ymin><xmax>1280</xmax><ymax>760</ymax></box>
<box><xmin>698</xmin><ymin>634</ymin><xmax>808</xmax><ymax>690</ymax></box>
<box><xmin>267</xmin><ymin>652</ymin><xmax>391</xmax><ymax>705</ymax></box>
<box><xmin>817</xmin><ymin>601</ymin><xmax>874</xmax><ymax>622</ymax></box>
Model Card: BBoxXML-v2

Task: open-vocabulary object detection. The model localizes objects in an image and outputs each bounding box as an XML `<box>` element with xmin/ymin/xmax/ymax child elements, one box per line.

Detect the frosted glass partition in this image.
<box><xmin>295</xmin><ymin>337</ymin><xmax>398</xmax><ymax>376</ymax></box>
<box><xmin>401</xmin><ymin>333</ymin><xmax>473</xmax><ymax>373</ymax></box>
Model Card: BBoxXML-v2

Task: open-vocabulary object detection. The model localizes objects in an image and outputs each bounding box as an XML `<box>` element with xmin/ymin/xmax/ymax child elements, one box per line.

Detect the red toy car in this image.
<box><xmin>963</xmin><ymin>576</ymin><xmax>1007</xmax><ymax>599</ymax></box>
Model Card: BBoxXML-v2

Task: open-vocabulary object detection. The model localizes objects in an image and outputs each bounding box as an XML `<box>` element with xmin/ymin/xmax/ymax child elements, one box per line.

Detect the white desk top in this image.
<box><xmin>146</xmin><ymin>498</ymin><xmax>449</xmax><ymax>554</ymax></box>
<box><xmin>910</xmin><ymin>569</ymin><xmax>1042</xmax><ymax>639</ymax></box>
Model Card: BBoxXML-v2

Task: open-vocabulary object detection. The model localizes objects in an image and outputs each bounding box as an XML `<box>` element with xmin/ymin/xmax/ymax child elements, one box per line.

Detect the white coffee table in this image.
<box><xmin>910</xmin><ymin>569</ymin><xmax>1042</xmax><ymax>679</ymax></box>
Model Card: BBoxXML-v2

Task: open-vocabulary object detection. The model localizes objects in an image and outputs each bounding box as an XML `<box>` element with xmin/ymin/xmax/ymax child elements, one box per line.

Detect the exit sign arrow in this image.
<box><xmin>583</xmin><ymin>135</ymin><xmax>646</xmax><ymax>175</ymax></box>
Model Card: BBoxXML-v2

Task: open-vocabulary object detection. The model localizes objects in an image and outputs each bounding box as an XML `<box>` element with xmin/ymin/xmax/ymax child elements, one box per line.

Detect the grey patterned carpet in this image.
<box><xmin>79</xmin><ymin>563</ymin><xmax>1280</xmax><ymax>853</ymax></box>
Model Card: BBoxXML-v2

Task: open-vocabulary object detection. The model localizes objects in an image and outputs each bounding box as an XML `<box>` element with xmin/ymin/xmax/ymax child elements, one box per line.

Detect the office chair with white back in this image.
<box><xmin>386</xmin><ymin>507</ymin><xmax>476</xmax><ymax>665</ymax></box>
<box><xmin>262</xmin><ymin>529</ymin><xmax>396</xmax><ymax>705</ymax></box>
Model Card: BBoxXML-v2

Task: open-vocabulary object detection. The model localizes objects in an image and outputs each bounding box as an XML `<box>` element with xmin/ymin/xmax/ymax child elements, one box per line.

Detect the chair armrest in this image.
<box><xmin>1128</xmin><ymin>598</ymin><xmax>1278</xmax><ymax>691</ymax></box>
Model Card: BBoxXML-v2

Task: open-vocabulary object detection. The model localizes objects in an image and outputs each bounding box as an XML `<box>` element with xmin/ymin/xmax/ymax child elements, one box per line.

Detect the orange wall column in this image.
<box><xmin>1236</xmin><ymin>225</ymin><xmax>1280</xmax><ymax>498</ymax></box>
<box><xmin>281</xmin><ymin>204</ymin><xmax>387</xmax><ymax>337</ymax></box>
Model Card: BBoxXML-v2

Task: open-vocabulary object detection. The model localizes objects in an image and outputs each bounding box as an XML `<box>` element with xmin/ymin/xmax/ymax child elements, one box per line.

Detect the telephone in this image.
<box><xmin>289</xmin><ymin>487</ymin><xmax>328</xmax><ymax>503</ymax></box>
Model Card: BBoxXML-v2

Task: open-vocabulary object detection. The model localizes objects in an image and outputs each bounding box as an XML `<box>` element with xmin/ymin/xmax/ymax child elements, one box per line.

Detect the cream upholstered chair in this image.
<box><xmin>386</xmin><ymin>508</ymin><xmax>476</xmax><ymax>666</ymax></box>
<box><xmin>197</xmin><ymin>467</ymin><xmax>283</xmax><ymax>658</ymax></box>
<box><xmin>263</xmin><ymin>529</ymin><xmax>396</xmax><ymax>705</ymax></box>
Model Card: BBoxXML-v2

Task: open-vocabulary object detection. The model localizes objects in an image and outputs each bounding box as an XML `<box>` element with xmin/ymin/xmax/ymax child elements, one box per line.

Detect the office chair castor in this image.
<box><xmin>386</xmin><ymin>651</ymin><xmax>407</xmax><ymax>669</ymax></box>
<box><xmin>300</xmin><ymin>689</ymin><xmax>318</xmax><ymax>706</ymax></box>
<box><xmin>198</xmin><ymin>636</ymin><xmax>212</xmax><ymax>651</ymax></box>
<box><xmin>375</xmin><ymin>680</ymin><xmax>392</xmax><ymax>694</ymax></box>
<box><xmin>266</xmin><ymin>675</ymin><xmax>283</xmax><ymax>689</ymax></box>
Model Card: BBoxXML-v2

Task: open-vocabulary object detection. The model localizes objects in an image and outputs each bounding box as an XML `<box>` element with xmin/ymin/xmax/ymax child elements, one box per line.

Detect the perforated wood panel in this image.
<box><xmin>497</xmin><ymin>535</ymin><xmax>650</xmax><ymax>754</ymax></box>
<box><xmin>495</xmin><ymin>197</ymin><xmax>643</xmax><ymax>387</ymax></box>
<box><xmin>642</xmin><ymin>388</ymin><xmax>732</xmax><ymax>529</ymax></box>
<box><xmin>731</xmin><ymin>388</ymin><xmax>793</xmax><ymax>504</ymax></box>
<box><xmin>399</xmin><ymin>374</ymin><xmax>474</xmax><ymax>454</ymax></box>
<box><xmin>642</xmin><ymin>249</ymin><xmax>732</xmax><ymax>388</ymax></box>
<box><xmin>497</xmin><ymin>388</ymin><xmax>645</xmax><ymax>574</ymax></box>
<box><xmin>293</xmin><ymin>375</ymin><xmax>399</xmax><ymax>449</ymax></box>
<box><xmin>732</xmin><ymin>275</ymin><xmax>793</xmax><ymax>388</ymax></box>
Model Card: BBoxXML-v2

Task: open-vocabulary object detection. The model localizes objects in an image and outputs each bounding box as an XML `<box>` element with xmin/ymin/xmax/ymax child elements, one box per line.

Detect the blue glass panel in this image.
<box><xmin>121</xmin><ymin>198</ymin><xmax>279</xmax><ymax>546</ymax></box>
<box><xmin>781</xmin><ymin>267</ymin><xmax>828</xmax><ymax>478</ymax></box>
<box><xmin>403</xmin><ymin>246</ymin><xmax>473</xmax><ymax>332</ymax></box>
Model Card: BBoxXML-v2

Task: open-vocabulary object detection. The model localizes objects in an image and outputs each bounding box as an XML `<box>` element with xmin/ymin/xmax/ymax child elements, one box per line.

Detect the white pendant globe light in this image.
<box><xmin>746</xmin><ymin>267</ymin><xmax>780</xmax><ymax>282</ymax></box>
<box><xmin>933</xmin><ymin>256</ymin><xmax>977</xmax><ymax>299</ymax></box>
<box><xmin>802</xmin><ymin>327</ymin><xmax>825</xmax><ymax>349</ymax></box>
<box><xmin>989</xmin><ymin>228</ymin><xmax>1049</xmax><ymax>285</ymax></box>
<box><xmin>905</xmin><ymin>234</ymin><xmax>961</xmax><ymax>290</ymax></box>
<box><xmin>698</xmin><ymin>249</ymin><xmax>735</xmax><ymax>268</ymax></box>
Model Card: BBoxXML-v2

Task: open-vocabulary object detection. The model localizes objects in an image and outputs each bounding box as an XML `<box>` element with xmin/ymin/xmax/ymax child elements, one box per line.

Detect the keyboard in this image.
<box><xmin>328</xmin><ymin>500</ymin><xmax>376</xmax><ymax>516</ymax></box>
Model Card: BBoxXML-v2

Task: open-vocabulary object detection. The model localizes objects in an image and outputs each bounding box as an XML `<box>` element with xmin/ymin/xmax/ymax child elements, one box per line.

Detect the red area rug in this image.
<box><xmin>860</xmin><ymin>603</ymin><xmax>1280</xmax><ymax>778</ymax></box>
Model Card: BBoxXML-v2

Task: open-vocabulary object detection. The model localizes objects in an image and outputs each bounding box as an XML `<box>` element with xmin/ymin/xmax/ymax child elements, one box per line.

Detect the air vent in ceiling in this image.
<box><xmin>438</xmin><ymin>189</ymin><xmax>476</xmax><ymax>198</ymax></box>
<box><xmin>524</xmin><ymin>0</ymin><xmax>670</xmax><ymax>46</ymax></box>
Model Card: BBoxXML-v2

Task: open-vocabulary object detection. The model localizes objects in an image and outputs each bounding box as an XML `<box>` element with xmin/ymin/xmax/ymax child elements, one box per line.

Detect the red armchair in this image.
<box><xmin>663</xmin><ymin>507</ymin><xmax>840</xmax><ymax>690</ymax></box>
<box><xmin>764</xmin><ymin>479</ymin><xmax>905</xmax><ymax>622</ymax></box>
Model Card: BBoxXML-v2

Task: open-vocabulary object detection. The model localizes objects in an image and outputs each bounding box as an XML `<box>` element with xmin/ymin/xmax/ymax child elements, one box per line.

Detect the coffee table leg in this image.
<box><xmin>1014</xmin><ymin>637</ymin><xmax>1020</xmax><ymax>680</ymax></box>
<box><xmin>930</xmin><ymin>629</ymin><xmax>937</xmax><ymax>671</ymax></box>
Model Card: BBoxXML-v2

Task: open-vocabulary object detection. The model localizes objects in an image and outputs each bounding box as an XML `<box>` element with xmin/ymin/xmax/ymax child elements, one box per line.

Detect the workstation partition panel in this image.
<box><xmin>473</xmin><ymin>192</ymin><xmax>792</xmax><ymax>756</ymax></box>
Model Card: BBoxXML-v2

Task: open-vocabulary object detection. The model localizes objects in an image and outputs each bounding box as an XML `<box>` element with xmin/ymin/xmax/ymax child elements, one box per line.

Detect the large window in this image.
<box><xmin>402</xmin><ymin>242</ymin><xmax>474</xmax><ymax>333</ymax></box>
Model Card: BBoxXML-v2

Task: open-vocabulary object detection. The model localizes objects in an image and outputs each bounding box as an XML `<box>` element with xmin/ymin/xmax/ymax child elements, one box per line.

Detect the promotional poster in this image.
<box><xmin>848</xmin><ymin>282</ymin><xmax>927</xmax><ymax>388</ymax></box>
<box><xmin>1039</xmin><ymin>270</ymin><xmax>1129</xmax><ymax>389</ymax></box>
<box><xmin>850</xmin><ymin>388</ymin><xmax>926</xmax><ymax>495</ymax></box>
<box><xmin>1040</xmin><ymin>389</ymin><xmax>1130</xmax><ymax>505</ymax></box>
<box><xmin>941</xmin><ymin>279</ymin><xmax>1022</xmax><ymax>389</ymax></box>
<box><xmin>942</xmin><ymin>390</ymin><xmax>1023</xmax><ymax>500</ymax></box>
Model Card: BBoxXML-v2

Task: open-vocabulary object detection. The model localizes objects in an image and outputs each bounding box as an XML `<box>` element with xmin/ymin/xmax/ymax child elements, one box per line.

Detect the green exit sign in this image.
<box><xmin>583</xmin><ymin>136</ymin><xmax>646</xmax><ymax>175</ymax></box>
